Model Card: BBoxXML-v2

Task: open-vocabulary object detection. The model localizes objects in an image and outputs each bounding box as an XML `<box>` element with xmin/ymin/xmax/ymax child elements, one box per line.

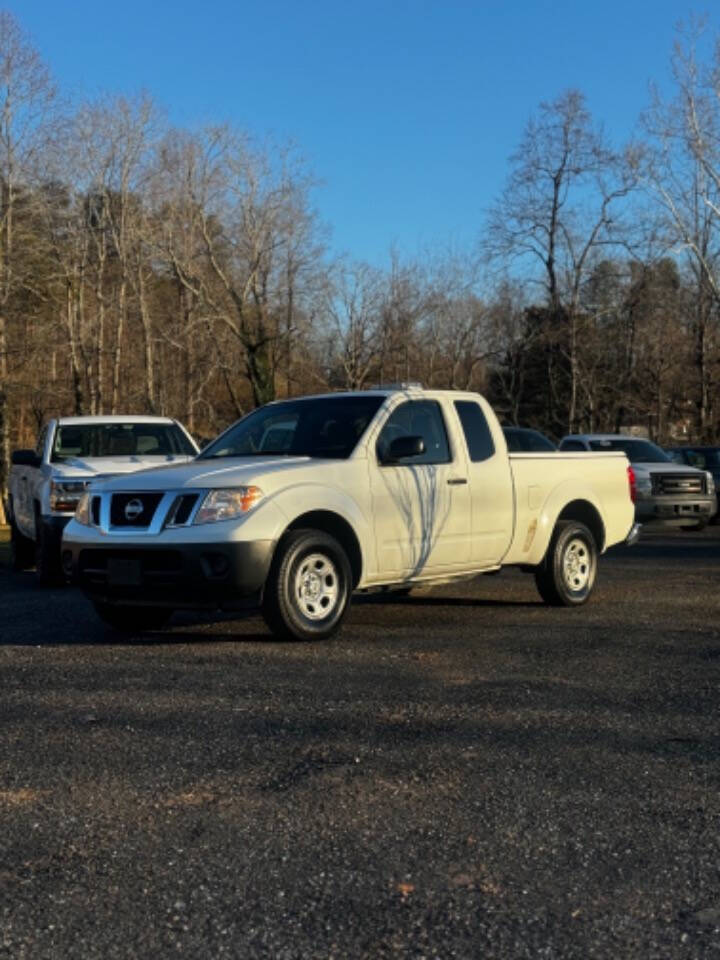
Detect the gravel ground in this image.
<box><xmin>1</xmin><ymin>526</ymin><xmax>719</xmax><ymax>958</ymax></box>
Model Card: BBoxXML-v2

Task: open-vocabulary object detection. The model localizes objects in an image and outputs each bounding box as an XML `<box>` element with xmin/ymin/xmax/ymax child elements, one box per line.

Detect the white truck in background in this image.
<box><xmin>63</xmin><ymin>387</ymin><xmax>639</xmax><ymax>639</ymax></box>
<box><xmin>8</xmin><ymin>415</ymin><xmax>199</xmax><ymax>583</ymax></box>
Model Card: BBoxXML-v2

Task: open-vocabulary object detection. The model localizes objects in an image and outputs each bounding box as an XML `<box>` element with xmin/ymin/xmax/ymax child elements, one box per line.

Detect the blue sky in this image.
<box><xmin>17</xmin><ymin>1</ymin><xmax>716</xmax><ymax>264</ymax></box>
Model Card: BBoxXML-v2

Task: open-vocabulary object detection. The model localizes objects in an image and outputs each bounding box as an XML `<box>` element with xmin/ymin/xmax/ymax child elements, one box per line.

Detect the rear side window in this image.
<box><xmin>560</xmin><ymin>440</ymin><xmax>587</xmax><ymax>451</ymax></box>
<box><xmin>454</xmin><ymin>401</ymin><xmax>495</xmax><ymax>462</ymax></box>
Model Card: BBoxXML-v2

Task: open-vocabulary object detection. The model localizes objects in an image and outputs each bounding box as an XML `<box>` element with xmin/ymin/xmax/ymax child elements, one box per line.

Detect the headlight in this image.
<box><xmin>635</xmin><ymin>475</ymin><xmax>652</xmax><ymax>493</ymax></box>
<box><xmin>74</xmin><ymin>492</ymin><xmax>92</xmax><ymax>525</ymax></box>
<box><xmin>706</xmin><ymin>471</ymin><xmax>716</xmax><ymax>496</ymax></box>
<box><xmin>194</xmin><ymin>487</ymin><xmax>263</xmax><ymax>524</ymax></box>
<box><xmin>50</xmin><ymin>479</ymin><xmax>89</xmax><ymax>512</ymax></box>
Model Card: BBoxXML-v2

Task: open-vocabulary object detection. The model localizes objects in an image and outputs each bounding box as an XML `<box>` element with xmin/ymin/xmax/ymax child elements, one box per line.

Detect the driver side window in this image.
<box><xmin>376</xmin><ymin>400</ymin><xmax>451</xmax><ymax>465</ymax></box>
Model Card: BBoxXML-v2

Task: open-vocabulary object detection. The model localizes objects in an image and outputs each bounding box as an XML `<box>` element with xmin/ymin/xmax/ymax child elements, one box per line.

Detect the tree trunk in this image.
<box><xmin>111</xmin><ymin>280</ymin><xmax>127</xmax><ymax>414</ymax></box>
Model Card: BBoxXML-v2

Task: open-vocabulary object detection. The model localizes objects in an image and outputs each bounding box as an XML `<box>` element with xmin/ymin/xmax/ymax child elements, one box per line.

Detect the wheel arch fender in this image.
<box><xmin>529</xmin><ymin>484</ymin><xmax>606</xmax><ymax>565</ymax></box>
<box><xmin>271</xmin><ymin>485</ymin><xmax>371</xmax><ymax>588</ymax></box>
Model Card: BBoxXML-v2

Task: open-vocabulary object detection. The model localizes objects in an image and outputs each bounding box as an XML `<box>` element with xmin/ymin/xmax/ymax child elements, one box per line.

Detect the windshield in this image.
<box><xmin>588</xmin><ymin>438</ymin><xmax>670</xmax><ymax>463</ymax></box>
<box><xmin>51</xmin><ymin>423</ymin><xmax>196</xmax><ymax>461</ymax></box>
<box><xmin>677</xmin><ymin>448</ymin><xmax>720</xmax><ymax>469</ymax></box>
<box><xmin>200</xmin><ymin>395</ymin><xmax>385</xmax><ymax>460</ymax></box>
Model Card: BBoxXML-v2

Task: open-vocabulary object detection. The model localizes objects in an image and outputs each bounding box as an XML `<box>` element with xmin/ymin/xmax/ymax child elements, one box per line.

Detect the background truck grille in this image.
<box><xmin>651</xmin><ymin>473</ymin><xmax>705</xmax><ymax>496</ymax></box>
<box><xmin>110</xmin><ymin>492</ymin><xmax>164</xmax><ymax>527</ymax></box>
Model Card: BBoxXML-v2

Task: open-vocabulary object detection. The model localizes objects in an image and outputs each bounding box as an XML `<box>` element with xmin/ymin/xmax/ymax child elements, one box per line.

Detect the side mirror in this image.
<box><xmin>11</xmin><ymin>449</ymin><xmax>42</xmax><ymax>468</ymax></box>
<box><xmin>385</xmin><ymin>435</ymin><xmax>425</xmax><ymax>463</ymax></box>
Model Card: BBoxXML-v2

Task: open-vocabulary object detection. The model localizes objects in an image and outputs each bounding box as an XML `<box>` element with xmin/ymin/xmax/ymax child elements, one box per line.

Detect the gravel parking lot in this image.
<box><xmin>1</xmin><ymin>526</ymin><xmax>719</xmax><ymax>958</ymax></box>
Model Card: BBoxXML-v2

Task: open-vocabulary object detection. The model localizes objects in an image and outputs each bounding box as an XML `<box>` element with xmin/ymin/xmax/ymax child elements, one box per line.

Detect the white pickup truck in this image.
<box><xmin>63</xmin><ymin>388</ymin><xmax>638</xmax><ymax>639</ymax></box>
<box><xmin>8</xmin><ymin>415</ymin><xmax>199</xmax><ymax>582</ymax></box>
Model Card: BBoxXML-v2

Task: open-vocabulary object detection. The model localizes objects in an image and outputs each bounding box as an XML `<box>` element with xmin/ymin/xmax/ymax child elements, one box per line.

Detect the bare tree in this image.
<box><xmin>159</xmin><ymin>127</ymin><xmax>325</xmax><ymax>409</ymax></box>
<box><xmin>0</xmin><ymin>11</ymin><xmax>55</xmax><ymax>520</ymax></box>
<box><xmin>642</xmin><ymin>21</ymin><xmax>720</xmax><ymax>439</ymax></box>
<box><xmin>72</xmin><ymin>93</ymin><xmax>159</xmax><ymax>413</ymax></box>
<box><xmin>485</xmin><ymin>90</ymin><xmax>638</xmax><ymax>432</ymax></box>
<box><xmin>322</xmin><ymin>261</ymin><xmax>386</xmax><ymax>389</ymax></box>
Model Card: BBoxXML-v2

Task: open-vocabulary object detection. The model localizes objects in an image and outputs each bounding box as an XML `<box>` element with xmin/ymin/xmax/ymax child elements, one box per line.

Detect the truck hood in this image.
<box><xmin>51</xmin><ymin>455</ymin><xmax>195</xmax><ymax>480</ymax></box>
<box><xmin>90</xmin><ymin>456</ymin><xmax>323</xmax><ymax>492</ymax></box>
<box><xmin>631</xmin><ymin>461</ymin><xmax>707</xmax><ymax>478</ymax></box>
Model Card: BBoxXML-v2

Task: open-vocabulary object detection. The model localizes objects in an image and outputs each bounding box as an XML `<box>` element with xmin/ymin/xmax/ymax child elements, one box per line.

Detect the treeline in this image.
<box><xmin>1</xmin><ymin>11</ymin><xmax>720</xmax><ymax>516</ymax></box>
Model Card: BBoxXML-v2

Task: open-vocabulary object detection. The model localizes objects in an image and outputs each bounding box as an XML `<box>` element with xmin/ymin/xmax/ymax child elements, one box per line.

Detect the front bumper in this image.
<box><xmin>64</xmin><ymin>537</ymin><xmax>276</xmax><ymax>610</ymax></box>
<box><xmin>635</xmin><ymin>495</ymin><xmax>717</xmax><ymax>525</ymax></box>
<box><xmin>624</xmin><ymin>522</ymin><xmax>642</xmax><ymax>546</ymax></box>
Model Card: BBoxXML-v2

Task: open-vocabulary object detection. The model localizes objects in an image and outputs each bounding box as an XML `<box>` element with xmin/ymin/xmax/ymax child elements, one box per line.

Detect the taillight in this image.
<box><xmin>627</xmin><ymin>465</ymin><xmax>636</xmax><ymax>503</ymax></box>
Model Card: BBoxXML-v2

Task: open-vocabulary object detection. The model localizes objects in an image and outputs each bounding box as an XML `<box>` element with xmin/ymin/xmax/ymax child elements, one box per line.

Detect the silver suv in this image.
<box><xmin>559</xmin><ymin>434</ymin><xmax>717</xmax><ymax>530</ymax></box>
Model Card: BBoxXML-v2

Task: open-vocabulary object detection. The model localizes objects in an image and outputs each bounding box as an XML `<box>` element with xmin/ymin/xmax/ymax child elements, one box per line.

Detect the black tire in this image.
<box><xmin>93</xmin><ymin>602</ymin><xmax>172</xmax><ymax>633</ymax></box>
<box><xmin>34</xmin><ymin>511</ymin><xmax>63</xmax><ymax>586</ymax></box>
<box><xmin>9</xmin><ymin>516</ymin><xmax>35</xmax><ymax>571</ymax></box>
<box><xmin>534</xmin><ymin>520</ymin><xmax>597</xmax><ymax>607</ymax></box>
<box><xmin>262</xmin><ymin>529</ymin><xmax>352</xmax><ymax>641</ymax></box>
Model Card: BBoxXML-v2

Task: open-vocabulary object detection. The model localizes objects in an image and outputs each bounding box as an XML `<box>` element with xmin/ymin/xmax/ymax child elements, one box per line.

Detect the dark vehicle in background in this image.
<box><xmin>667</xmin><ymin>446</ymin><xmax>720</xmax><ymax>522</ymax></box>
<box><xmin>559</xmin><ymin>433</ymin><xmax>717</xmax><ymax>530</ymax></box>
<box><xmin>502</xmin><ymin>427</ymin><xmax>557</xmax><ymax>452</ymax></box>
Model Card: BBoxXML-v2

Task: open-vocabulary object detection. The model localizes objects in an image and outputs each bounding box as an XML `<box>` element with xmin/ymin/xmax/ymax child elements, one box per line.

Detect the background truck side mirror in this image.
<box><xmin>11</xmin><ymin>449</ymin><xmax>42</xmax><ymax>468</ymax></box>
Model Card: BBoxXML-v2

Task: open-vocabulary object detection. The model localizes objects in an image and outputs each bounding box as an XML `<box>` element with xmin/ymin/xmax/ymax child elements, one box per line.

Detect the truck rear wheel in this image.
<box><xmin>534</xmin><ymin>520</ymin><xmax>597</xmax><ymax>606</ymax></box>
<box><xmin>93</xmin><ymin>602</ymin><xmax>172</xmax><ymax>633</ymax></box>
<box><xmin>262</xmin><ymin>529</ymin><xmax>352</xmax><ymax>641</ymax></box>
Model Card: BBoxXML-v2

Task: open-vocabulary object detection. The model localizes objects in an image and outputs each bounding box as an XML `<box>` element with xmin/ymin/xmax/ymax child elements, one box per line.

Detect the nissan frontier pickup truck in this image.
<box><xmin>8</xmin><ymin>415</ymin><xmax>199</xmax><ymax>582</ymax></box>
<box><xmin>63</xmin><ymin>388</ymin><xmax>638</xmax><ymax>639</ymax></box>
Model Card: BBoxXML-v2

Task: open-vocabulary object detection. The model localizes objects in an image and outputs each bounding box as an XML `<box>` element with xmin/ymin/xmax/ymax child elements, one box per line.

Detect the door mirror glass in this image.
<box><xmin>383</xmin><ymin>435</ymin><xmax>425</xmax><ymax>463</ymax></box>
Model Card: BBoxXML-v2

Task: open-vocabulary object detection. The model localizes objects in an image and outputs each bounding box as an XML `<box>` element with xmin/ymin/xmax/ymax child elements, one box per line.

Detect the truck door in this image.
<box><xmin>453</xmin><ymin>399</ymin><xmax>514</xmax><ymax>565</ymax></box>
<box><xmin>369</xmin><ymin>399</ymin><xmax>471</xmax><ymax>576</ymax></box>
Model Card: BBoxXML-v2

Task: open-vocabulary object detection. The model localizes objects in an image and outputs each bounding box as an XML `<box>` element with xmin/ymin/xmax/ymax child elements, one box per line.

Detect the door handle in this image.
<box><xmin>447</xmin><ymin>477</ymin><xmax>467</xmax><ymax>485</ymax></box>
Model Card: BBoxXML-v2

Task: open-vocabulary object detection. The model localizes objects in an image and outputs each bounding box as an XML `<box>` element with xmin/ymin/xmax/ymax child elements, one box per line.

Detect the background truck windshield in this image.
<box><xmin>51</xmin><ymin>423</ymin><xmax>196</xmax><ymax>461</ymax></box>
<box><xmin>588</xmin><ymin>438</ymin><xmax>670</xmax><ymax>463</ymax></box>
<box><xmin>200</xmin><ymin>395</ymin><xmax>385</xmax><ymax>460</ymax></box>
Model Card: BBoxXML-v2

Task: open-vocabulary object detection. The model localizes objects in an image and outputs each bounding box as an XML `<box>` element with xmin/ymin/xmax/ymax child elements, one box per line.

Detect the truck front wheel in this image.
<box><xmin>534</xmin><ymin>520</ymin><xmax>597</xmax><ymax>606</ymax></box>
<box><xmin>10</xmin><ymin>516</ymin><xmax>35</xmax><ymax>571</ymax></box>
<box><xmin>262</xmin><ymin>529</ymin><xmax>352</xmax><ymax>641</ymax></box>
<box><xmin>34</xmin><ymin>510</ymin><xmax>63</xmax><ymax>586</ymax></box>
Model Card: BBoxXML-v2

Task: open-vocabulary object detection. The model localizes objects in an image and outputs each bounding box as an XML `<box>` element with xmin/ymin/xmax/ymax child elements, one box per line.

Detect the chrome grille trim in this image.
<box><xmin>651</xmin><ymin>473</ymin><xmax>705</xmax><ymax>496</ymax></box>
<box><xmin>89</xmin><ymin>489</ymin><xmax>205</xmax><ymax>535</ymax></box>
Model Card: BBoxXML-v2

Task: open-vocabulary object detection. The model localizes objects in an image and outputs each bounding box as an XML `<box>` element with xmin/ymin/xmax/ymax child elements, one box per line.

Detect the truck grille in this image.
<box><xmin>651</xmin><ymin>473</ymin><xmax>706</xmax><ymax>496</ymax></box>
<box><xmin>85</xmin><ymin>488</ymin><xmax>204</xmax><ymax>534</ymax></box>
<box><xmin>110</xmin><ymin>492</ymin><xmax>164</xmax><ymax>527</ymax></box>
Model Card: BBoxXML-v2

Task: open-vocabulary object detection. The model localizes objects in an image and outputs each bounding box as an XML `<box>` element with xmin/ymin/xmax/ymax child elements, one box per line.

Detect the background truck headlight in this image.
<box><xmin>50</xmin><ymin>479</ymin><xmax>89</xmax><ymax>512</ymax></box>
<box><xmin>194</xmin><ymin>487</ymin><xmax>263</xmax><ymax>524</ymax></box>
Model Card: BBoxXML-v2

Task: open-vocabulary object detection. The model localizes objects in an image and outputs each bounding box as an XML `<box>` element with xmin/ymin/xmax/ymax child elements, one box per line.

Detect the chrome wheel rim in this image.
<box><xmin>562</xmin><ymin>537</ymin><xmax>592</xmax><ymax>592</ymax></box>
<box><xmin>294</xmin><ymin>552</ymin><xmax>340</xmax><ymax>620</ymax></box>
